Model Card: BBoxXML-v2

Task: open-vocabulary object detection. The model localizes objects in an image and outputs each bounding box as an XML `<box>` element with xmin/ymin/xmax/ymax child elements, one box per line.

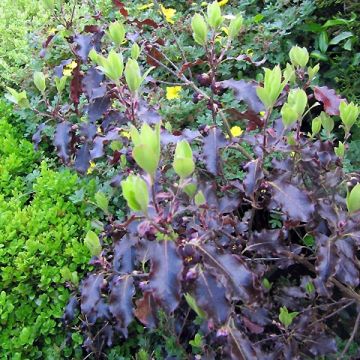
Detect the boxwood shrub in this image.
<box><xmin>0</xmin><ymin>107</ymin><xmax>96</xmax><ymax>359</ymax></box>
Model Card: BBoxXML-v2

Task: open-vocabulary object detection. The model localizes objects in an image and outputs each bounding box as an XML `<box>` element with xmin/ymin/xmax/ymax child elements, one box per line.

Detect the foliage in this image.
<box><xmin>4</xmin><ymin>0</ymin><xmax>360</xmax><ymax>359</ymax></box>
<box><xmin>0</xmin><ymin>110</ymin><xmax>97</xmax><ymax>359</ymax></box>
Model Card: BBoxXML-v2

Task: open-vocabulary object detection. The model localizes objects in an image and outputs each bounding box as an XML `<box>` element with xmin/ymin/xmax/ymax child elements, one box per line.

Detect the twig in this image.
<box><xmin>338</xmin><ymin>311</ymin><xmax>360</xmax><ymax>360</ymax></box>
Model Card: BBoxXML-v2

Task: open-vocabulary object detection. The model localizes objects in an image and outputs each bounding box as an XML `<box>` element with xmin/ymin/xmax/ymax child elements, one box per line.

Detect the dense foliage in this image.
<box><xmin>1</xmin><ymin>0</ymin><xmax>360</xmax><ymax>359</ymax></box>
<box><xmin>0</xmin><ymin>103</ymin><xmax>97</xmax><ymax>359</ymax></box>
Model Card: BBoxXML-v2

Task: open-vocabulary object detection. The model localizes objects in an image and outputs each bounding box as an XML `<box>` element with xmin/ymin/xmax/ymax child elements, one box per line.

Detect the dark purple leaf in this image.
<box><xmin>134</xmin><ymin>292</ymin><xmax>157</xmax><ymax>328</ymax></box>
<box><xmin>54</xmin><ymin>121</ymin><xmax>72</xmax><ymax>163</ymax></box>
<box><xmin>228</xmin><ymin>327</ymin><xmax>261</xmax><ymax>360</ymax></box>
<box><xmin>32</xmin><ymin>123</ymin><xmax>46</xmax><ymax>150</ymax></box>
<box><xmin>269</xmin><ymin>180</ymin><xmax>315</xmax><ymax>222</ymax></box>
<box><xmin>309</xmin><ymin>335</ymin><xmax>337</xmax><ymax>356</ymax></box>
<box><xmin>81</xmin><ymin>274</ymin><xmax>109</xmax><ymax>324</ymax></box>
<box><xmin>315</xmin><ymin>234</ymin><xmax>339</xmax><ymax>285</ymax></box>
<box><xmin>313</xmin><ymin>86</ymin><xmax>344</xmax><ymax>116</ymax></box>
<box><xmin>75</xmin><ymin>143</ymin><xmax>91</xmax><ymax>174</ymax></box>
<box><xmin>113</xmin><ymin>234</ymin><xmax>136</xmax><ymax>273</ymax></box>
<box><xmin>86</xmin><ymin>96</ymin><xmax>110</xmax><ymax>122</ymax></box>
<box><xmin>148</xmin><ymin>241</ymin><xmax>183</xmax><ymax>313</ymax></box>
<box><xmin>220</xmin><ymin>79</ymin><xmax>265</xmax><ymax>113</ymax></box>
<box><xmin>203</xmin><ymin>127</ymin><xmax>227</xmax><ymax>176</ymax></box>
<box><xmin>82</xmin><ymin>67</ymin><xmax>104</xmax><ymax>99</ymax></box>
<box><xmin>194</xmin><ymin>269</ymin><xmax>230</xmax><ymax>325</ymax></box>
<box><xmin>200</xmin><ymin>244</ymin><xmax>261</xmax><ymax>303</ymax></box>
<box><xmin>74</xmin><ymin>34</ymin><xmax>93</xmax><ymax>62</ymax></box>
<box><xmin>243</xmin><ymin>159</ymin><xmax>264</xmax><ymax>198</ymax></box>
<box><xmin>248</xmin><ymin>229</ymin><xmax>287</xmax><ymax>255</ymax></box>
<box><xmin>109</xmin><ymin>275</ymin><xmax>134</xmax><ymax>333</ymax></box>
<box><xmin>63</xmin><ymin>296</ymin><xmax>79</xmax><ymax>324</ymax></box>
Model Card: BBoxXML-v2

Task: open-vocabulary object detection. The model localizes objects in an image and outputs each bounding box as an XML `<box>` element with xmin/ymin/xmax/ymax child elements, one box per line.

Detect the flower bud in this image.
<box><xmin>228</xmin><ymin>14</ymin><xmax>243</xmax><ymax>39</ymax></box>
<box><xmin>97</xmin><ymin>50</ymin><xmax>124</xmax><ymax>83</ymax></box>
<box><xmin>311</xmin><ymin>116</ymin><xmax>322</xmax><ymax>135</ymax></box>
<box><xmin>289</xmin><ymin>45</ymin><xmax>309</xmax><ymax>68</ymax></box>
<box><xmin>334</xmin><ymin>141</ymin><xmax>345</xmax><ymax>158</ymax></box>
<box><xmin>173</xmin><ymin>140</ymin><xmax>195</xmax><ymax>179</ymax></box>
<box><xmin>131</xmin><ymin>42</ymin><xmax>140</xmax><ymax>60</ymax></box>
<box><xmin>191</xmin><ymin>14</ymin><xmax>208</xmax><ymax>46</ymax></box>
<box><xmin>346</xmin><ymin>183</ymin><xmax>360</xmax><ymax>213</ymax></box>
<box><xmin>33</xmin><ymin>71</ymin><xmax>46</xmax><ymax>93</ymax></box>
<box><xmin>319</xmin><ymin>111</ymin><xmax>334</xmax><ymax>133</ymax></box>
<box><xmin>130</xmin><ymin>122</ymin><xmax>161</xmax><ymax>178</ymax></box>
<box><xmin>257</xmin><ymin>65</ymin><xmax>286</xmax><ymax>109</ymax></box>
<box><xmin>339</xmin><ymin>101</ymin><xmax>359</xmax><ymax>133</ymax></box>
<box><xmin>207</xmin><ymin>1</ymin><xmax>223</xmax><ymax>29</ymax></box>
<box><xmin>287</xmin><ymin>88</ymin><xmax>307</xmax><ymax>117</ymax></box>
<box><xmin>108</xmin><ymin>21</ymin><xmax>125</xmax><ymax>46</ymax></box>
<box><xmin>183</xmin><ymin>182</ymin><xmax>197</xmax><ymax>197</ymax></box>
<box><xmin>121</xmin><ymin>175</ymin><xmax>149</xmax><ymax>213</ymax></box>
<box><xmin>281</xmin><ymin>103</ymin><xmax>298</xmax><ymax>128</ymax></box>
<box><xmin>308</xmin><ymin>63</ymin><xmax>320</xmax><ymax>80</ymax></box>
<box><xmin>125</xmin><ymin>59</ymin><xmax>142</xmax><ymax>92</ymax></box>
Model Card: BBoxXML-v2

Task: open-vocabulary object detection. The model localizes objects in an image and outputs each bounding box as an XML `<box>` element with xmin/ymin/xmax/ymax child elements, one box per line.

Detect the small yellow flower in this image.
<box><xmin>48</xmin><ymin>27</ymin><xmax>57</xmax><ymax>35</ymax></box>
<box><xmin>159</xmin><ymin>4</ymin><xmax>176</xmax><ymax>24</ymax></box>
<box><xmin>138</xmin><ymin>2</ymin><xmax>154</xmax><ymax>10</ymax></box>
<box><xmin>230</xmin><ymin>126</ymin><xmax>243</xmax><ymax>137</ymax></box>
<box><xmin>87</xmin><ymin>161</ymin><xmax>96</xmax><ymax>174</ymax></box>
<box><xmin>259</xmin><ymin>111</ymin><xmax>265</xmax><ymax>117</ymax></box>
<box><xmin>166</xmin><ymin>86</ymin><xmax>182</xmax><ymax>100</ymax></box>
<box><xmin>202</xmin><ymin>0</ymin><xmax>228</xmax><ymax>6</ymax></box>
<box><xmin>290</xmin><ymin>151</ymin><xmax>296</xmax><ymax>158</ymax></box>
<box><xmin>63</xmin><ymin>61</ymin><xmax>77</xmax><ymax>77</ymax></box>
<box><xmin>97</xmin><ymin>126</ymin><xmax>103</xmax><ymax>134</ymax></box>
<box><xmin>121</xmin><ymin>131</ymin><xmax>131</xmax><ymax>139</ymax></box>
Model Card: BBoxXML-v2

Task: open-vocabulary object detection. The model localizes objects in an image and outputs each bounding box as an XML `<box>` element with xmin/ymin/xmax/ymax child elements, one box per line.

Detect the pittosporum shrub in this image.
<box><xmin>7</xmin><ymin>1</ymin><xmax>360</xmax><ymax>359</ymax></box>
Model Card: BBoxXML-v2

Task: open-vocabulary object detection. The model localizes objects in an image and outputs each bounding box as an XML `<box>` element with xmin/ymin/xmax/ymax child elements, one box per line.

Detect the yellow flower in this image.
<box><xmin>166</xmin><ymin>86</ymin><xmax>182</xmax><ymax>100</ymax></box>
<box><xmin>159</xmin><ymin>4</ymin><xmax>176</xmax><ymax>24</ymax></box>
<box><xmin>87</xmin><ymin>161</ymin><xmax>96</xmax><ymax>175</ymax></box>
<box><xmin>63</xmin><ymin>61</ymin><xmax>77</xmax><ymax>77</ymax></box>
<box><xmin>230</xmin><ymin>126</ymin><xmax>243</xmax><ymax>137</ymax></box>
<box><xmin>48</xmin><ymin>27</ymin><xmax>57</xmax><ymax>35</ymax></box>
<box><xmin>259</xmin><ymin>111</ymin><xmax>265</xmax><ymax>117</ymax></box>
<box><xmin>202</xmin><ymin>0</ymin><xmax>228</xmax><ymax>6</ymax></box>
<box><xmin>138</xmin><ymin>2</ymin><xmax>154</xmax><ymax>10</ymax></box>
<box><xmin>121</xmin><ymin>131</ymin><xmax>131</xmax><ymax>139</ymax></box>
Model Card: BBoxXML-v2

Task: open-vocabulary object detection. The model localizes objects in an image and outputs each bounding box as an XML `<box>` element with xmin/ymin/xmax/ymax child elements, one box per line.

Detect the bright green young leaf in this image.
<box><xmin>95</xmin><ymin>191</ymin><xmax>109</xmax><ymax>214</ymax></box>
<box><xmin>191</xmin><ymin>14</ymin><xmax>208</xmax><ymax>46</ymax></box>
<box><xmin>207</xmin><ymin>1</ymin><xmax>223</xmax><ymax>29</ymax></box>
<box><xmin>84</xmin><ymin>231</ymin><xmax>102</xmax><ymax>257</ymax></box>
<box><xmin>33</xmin><ymin>71</ymin><xmax>46</xmax><ymax>93</ymax></box>
<box><xmin>108</xmin><ymin>21</ymin><xmax>125</xmax><ymax>46</ymax></box>
<box><xmin>279</xmin><ymin>306</ymin><xmax>299</xmax><ymax>328</ymax></box>
<box><xmin>121</xmin><ymin>175</ymin><xmax>149</xmax><ymax>213</ymax></box>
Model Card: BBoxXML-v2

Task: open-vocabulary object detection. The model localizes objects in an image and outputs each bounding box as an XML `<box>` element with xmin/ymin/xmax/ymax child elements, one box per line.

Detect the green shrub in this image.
<box><xmin>0</xmin><ymin>110</ymin><xmax>96</xmax><ymax>359</ymax></box>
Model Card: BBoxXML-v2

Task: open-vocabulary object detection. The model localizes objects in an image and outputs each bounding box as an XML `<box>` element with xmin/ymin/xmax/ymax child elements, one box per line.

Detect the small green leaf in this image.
<box><xmin>84</xmin><ymin>231</ymin><xmax>102</xmax><ymax>257</ymax></box>
<box><xmin>95</xmin><ymin>191</ymin><xmax>109</xmax><ymax>214</ymax></box>
<box><xmin>184</xmin><ymin>293</ymin><xmax>206</xmax><ymax>319</ymax></box>
<box><xmin>329</xmin><ymin>31</ymin><xmax>353</xmax><ymax>45</ymax></box>
<box><xmin>194</xmin><ymin>190</ymin><xmax>206</xmax><ymax>206</ymax></box>
<box><xmin>262</xmin><ymin>278</ymin><xmax>272</xmax><ymax>290</ymax></box>
<box><xmin>108</xmin><ymin>21</ymin><xmax>125</xmax><ymax>46</ymax></box>
<box><xmin>207</xmin><ymin>1</ymin><xmax>223</xmax><ymax>29</ymax></box>
<box><xmin>305</xmin><ymin>281</ymin><xmax>315</xmax><ymax>294</ymax></box>
<box><xmin>33</xmin><ymin>71</ymin><xmax>46</xmax><ymax>93</ymax></box>
<box><xmin>318</xmin><ymin>31</ymin><xmax>329</xmax><ymax>53</ymax></box>
<box><xmin>279</xmin><ymin>306</ymin><xmax>299</xmax><ymax>328</ymax></box>
<box><xmin>302</xmin><ymin>234</ymin><xmax>315</xmax><ymax>247</ymax></box>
